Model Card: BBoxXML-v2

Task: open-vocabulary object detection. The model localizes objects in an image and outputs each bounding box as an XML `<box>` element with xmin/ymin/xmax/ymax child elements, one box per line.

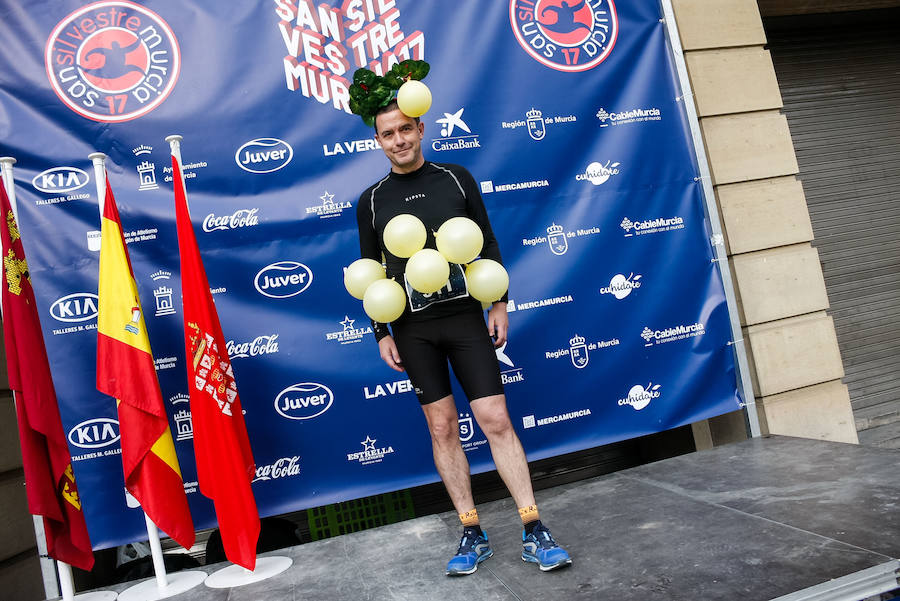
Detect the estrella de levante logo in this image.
<box><xmin>45</xmin><ymin>1</ymin><xmax>180</xmax><ymax>122</ymax></box>
<box><xmin>509</xmin><ymin>0</ymin><xmax>618</xmax><ymax>72</ymax></box>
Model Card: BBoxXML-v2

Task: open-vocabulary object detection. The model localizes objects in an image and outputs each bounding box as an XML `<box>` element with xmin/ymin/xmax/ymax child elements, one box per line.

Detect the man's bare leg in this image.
<box><xmin>469</xmin><ymin>393</ymin><xmax>536</xmax><ymax>508</ymax></box>
<box><xmin>421</xmin><ymin>395</ymin><xmax>475</xmax><ymax>514</ymax></box>
<box><xmin>423</xmin><ymin>395</ymin><xmax>495</xmax><ymax>576</ymax></box>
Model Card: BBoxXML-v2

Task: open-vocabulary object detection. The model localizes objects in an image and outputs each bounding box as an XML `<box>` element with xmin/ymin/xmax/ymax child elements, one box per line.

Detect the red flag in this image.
<box><xmin>96</xmin><ymin>177</ymin><xmax>195</xmax><ymax>549</ymax></box>
<box><xmin>172</xmin><ymin>156</ymin><xmax>260</xmax><ymax>569</ymax></box>
<box><xmin>0</xmin><ymin>178</ymin><xmax>94</xmax><ymax>570</ymax></box>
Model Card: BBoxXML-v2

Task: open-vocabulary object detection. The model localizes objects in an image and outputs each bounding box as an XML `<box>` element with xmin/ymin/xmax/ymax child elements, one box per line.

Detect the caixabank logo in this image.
<box><xmin>45</xmin><ymin>1</ymin><xmax>180</xmax><ymax>122</ymax></box>
<box><xmin>510</xmin><ymin>0</ymin><xmax>618</xmax><ymax>72</ymax></box>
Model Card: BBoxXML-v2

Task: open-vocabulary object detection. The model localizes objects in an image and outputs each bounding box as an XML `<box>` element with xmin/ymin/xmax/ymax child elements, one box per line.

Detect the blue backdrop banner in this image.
<box><xmin>0</xmin><ymin>0</ymin><xmax>743</xmax><ymax>550</ymax></box>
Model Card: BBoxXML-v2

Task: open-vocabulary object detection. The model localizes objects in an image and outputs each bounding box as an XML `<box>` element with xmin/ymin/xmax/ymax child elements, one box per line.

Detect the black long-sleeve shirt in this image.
<box><xmin>356</xmin><ymin>161</ymin><xmax>505</xmax><ymax>340</ymax></box>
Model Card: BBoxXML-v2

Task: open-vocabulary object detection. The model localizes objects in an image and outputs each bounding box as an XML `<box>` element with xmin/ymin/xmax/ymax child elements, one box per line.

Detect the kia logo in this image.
<box><xmin>275</xmin><ymin>383</ymin><xmax>333</xmax><ymax>420</ymax></box>
<box><xmin>32</xmin><ymin>167</ymin><xmax>90</xmax><ymax>193</ymax></box>
<box><xmin>235</xmin><ymin>138</ymin><xmax>293</xmax><ymax>174</ymax></box>
<box><xmin>68</xmin><ymin>417</ymin><xmax>120</xmax><ymax>449</ymax></box>
<box><xmin>50</xmin><ymin>292</ymin><xmax>99</xmax><ymax>322</ymax></box>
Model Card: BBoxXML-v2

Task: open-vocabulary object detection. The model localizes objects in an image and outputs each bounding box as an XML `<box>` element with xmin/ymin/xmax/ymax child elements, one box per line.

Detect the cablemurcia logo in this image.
<box><xmin>45</xmin><ymin>1</ymin><xmax>180</xmax><ymax>122</ymax></box>
<box><xmin>510</xmin><ymin>0</ymin><xmax>618</xmax><ymax>72</ymax></box>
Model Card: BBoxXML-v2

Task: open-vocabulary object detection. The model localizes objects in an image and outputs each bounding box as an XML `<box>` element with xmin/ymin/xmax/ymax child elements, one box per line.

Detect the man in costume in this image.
<box><xmin>351</xmin><ymin>62</ymin><xmax>572</xmax><ymax>576</ymax></box>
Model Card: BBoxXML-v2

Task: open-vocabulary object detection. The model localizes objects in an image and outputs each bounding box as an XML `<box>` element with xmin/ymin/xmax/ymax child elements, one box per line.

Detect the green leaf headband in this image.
<box><xmin>348</xmin><ymin>59</ymin><xmax>430</xmax><ymax>127</ymax></box>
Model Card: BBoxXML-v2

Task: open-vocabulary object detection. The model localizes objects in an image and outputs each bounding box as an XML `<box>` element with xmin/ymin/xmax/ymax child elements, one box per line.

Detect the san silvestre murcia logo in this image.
<box><xmin>46</xmin><ymin>1</ymin><xmax>180</xmax><ymax>122</ymax></box>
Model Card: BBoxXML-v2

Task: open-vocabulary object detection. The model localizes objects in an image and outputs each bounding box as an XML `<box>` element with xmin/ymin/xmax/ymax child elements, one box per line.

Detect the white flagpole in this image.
<box><xmin>90</xmin><ymin>152</ymin><xmax>170</xmax><ymax>593</ymax></box>
<box><xmin>0</xmin><ymin>157</ymin><xmax>19</xmax><ymax>221</ymax></box>
<box><xmin>164</xmin><ymin>135</ymin><xmax>186</xmax><ymax>210</ymax></box>
<box><xmin>0</xmin><ymin>156</ymin><xmax>67</xmax><ymax>601</ymax></box>
<box><xmin>165</xmin><ymin>134</ymin><xmax>292</xmax><ymax>589</ymax></box>
<box><xmin>1</xmin><ymin>157</ymin><xmax>118</xmax><ymax>600</ymax></box>
<box><xmin>91</xmin><ymin>153</ymin><xmax>206</xmax><ymax>601</ymax></box>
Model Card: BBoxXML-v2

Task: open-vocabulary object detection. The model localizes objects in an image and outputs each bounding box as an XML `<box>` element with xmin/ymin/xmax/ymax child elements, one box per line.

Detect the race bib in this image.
<box><xmin>405</xmin><ymin>263</ymin><xmax>469</xmax><ymax>312</ymax></box>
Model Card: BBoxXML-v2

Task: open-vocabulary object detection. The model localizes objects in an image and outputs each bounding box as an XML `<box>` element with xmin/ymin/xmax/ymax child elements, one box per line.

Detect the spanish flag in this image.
<box><xmin>96</xmin><ymin>176</ymin><xmax>195</xmax><ymax>550</ymax></box>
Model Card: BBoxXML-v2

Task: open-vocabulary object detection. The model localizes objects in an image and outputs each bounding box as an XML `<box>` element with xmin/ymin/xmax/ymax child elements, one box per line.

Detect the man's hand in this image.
<box><xmin>378</xmin><ymin>335</ymin><xmax>405</xmax><ymax>372</ymax></box>
<box><xmin>487</xmin><ymin>302</ymin><xmax>508</xmax><ymax>348</ymax></box>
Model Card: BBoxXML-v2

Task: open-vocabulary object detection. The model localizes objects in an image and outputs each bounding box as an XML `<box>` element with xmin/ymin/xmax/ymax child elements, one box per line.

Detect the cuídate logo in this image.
<box><xmin>510</xmin><ymin>0</ymin><xmax>618</xmax><ymax>72</ymax></box>
<box><xmin>45</xmin><ymin>1</ymin><xmax>180</xmax><ymax>122</ymax></box>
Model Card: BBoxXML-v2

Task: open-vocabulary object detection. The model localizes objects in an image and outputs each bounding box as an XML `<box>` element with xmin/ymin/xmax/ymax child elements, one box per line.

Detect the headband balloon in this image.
<box><xmin>348</xmin><ymin>59</ymin><xmax>432</xmax><ymax>127</ymax></box>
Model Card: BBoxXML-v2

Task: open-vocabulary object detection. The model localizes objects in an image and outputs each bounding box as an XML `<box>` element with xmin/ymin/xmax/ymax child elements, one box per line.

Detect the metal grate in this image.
<box><xmin>766</xmin><ymin>9</ymin><xmax>900</xmax><ymax>448</ymax></box>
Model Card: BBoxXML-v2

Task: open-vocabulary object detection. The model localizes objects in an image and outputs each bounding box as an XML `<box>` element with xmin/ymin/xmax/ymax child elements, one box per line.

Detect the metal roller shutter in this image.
<box><xmin>766</xmin><ymin>10</ymin><xmax>900</xmax><ymax>448</ymax></box>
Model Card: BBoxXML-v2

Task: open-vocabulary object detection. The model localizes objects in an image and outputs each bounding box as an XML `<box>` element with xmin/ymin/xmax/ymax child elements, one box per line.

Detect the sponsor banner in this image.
<box><xmin>1</xmin><ymin>0</ymin><xmax>742</xmax><ymax>549</ymax></box>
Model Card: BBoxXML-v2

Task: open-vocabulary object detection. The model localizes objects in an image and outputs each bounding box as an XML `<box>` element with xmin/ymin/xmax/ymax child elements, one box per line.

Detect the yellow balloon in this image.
<box><xmin>466</xmin><ymin>259</ymin><xmax>509</xmax><ymax>303</ymax></box>
<box><xmin>363</xmin><ymin>279</ymin><xmax>407</xmax><ymax>323</ymax></box>
<box><xmin>344</xmin><ymin>258</ymin><xmax>386</xmax><ymax>300</ymax></box>
<box><xmin>405</xmin><ymin>249</ymin><xmax>450</xmax><ymax>294</ymax></box>
<box><xmin>396</xmin><ymin>80</ymin><xmax>432</xmax><ymax>118</ymax></box>
<box><xmin>383</xmin><ymin>214</ymin><xmax>427</xmax><ymax>258</ymax></box>
<box><xmin>436</xmin><ymin>217</ymin><xmax>484</xmax><ymax>264</ymax></box>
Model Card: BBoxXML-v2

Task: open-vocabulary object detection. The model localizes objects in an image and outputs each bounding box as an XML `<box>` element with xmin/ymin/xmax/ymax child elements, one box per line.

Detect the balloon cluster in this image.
<box><xmin>345</xmin><ymin>215</ymin><xmax>509</xmax><ymax>323</ymax></box>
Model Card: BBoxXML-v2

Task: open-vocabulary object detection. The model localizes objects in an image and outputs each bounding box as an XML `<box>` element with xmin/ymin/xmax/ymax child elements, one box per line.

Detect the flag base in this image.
<box><xmin>117</xmin><ymin>570</ymin><xmax>207</xmax><ymax>601</ymax></box>
<box><xmin>204</xmin><ymin>555</ymin><xmax>292</xmax><ymax>589</ymax></box>
<box><xmin>69</xmin><ymin>592</ymin><xmax>117</xmax><ymax>601</ymax></box>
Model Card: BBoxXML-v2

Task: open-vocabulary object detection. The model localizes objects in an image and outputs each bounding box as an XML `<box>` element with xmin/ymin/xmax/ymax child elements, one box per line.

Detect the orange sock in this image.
<box><xmin>518</xmin><ymin>504</ymin><xmax>539</xmax><ymax>524</ymax></box>
<box><xmin>459</xmin><ymin>508</ymin><xmax>480</xmax><ymax>527</ymax></box>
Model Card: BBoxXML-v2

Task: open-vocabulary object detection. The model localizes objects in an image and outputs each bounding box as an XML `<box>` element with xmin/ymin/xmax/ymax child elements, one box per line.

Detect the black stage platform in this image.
<box><xmin>68</xmin><ymin>436</ymin><xmax>900</xmax><ymax>601</ymax></box>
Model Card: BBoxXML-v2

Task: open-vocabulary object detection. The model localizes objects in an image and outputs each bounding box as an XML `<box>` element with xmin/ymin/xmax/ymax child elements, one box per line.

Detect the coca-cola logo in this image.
<box><xmin>227</xmin><ymin>334</ymin><xmax>280</xmax><ymax>359</ymax></box>
<box><xmin>203</xmin><ymin>208</ymin><xmax>260</xmax><ymax>232</ymax></box>
<box><xmin>252</xmin><ymin>456</ymin><xmax>301</xmax><ymax>482</ymax></box>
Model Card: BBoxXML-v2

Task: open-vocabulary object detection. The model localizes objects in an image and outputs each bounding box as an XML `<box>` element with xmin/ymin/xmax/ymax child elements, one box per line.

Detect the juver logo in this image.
<box><xmin>255</xmin><ymin>261</ymin><xmax>313</xmax><ymax>298</ymax></box>
<box><xmin>510</xmin><ymin>0</ymin><xmax>618</xmax><ymax>72</ymax></box>
<box><xmin>235</xmin><ymin>139</ymin><xmax>293</xmax><ymax>174</ymax></box>
<box><xmin>45</xmin><ymin>1</ymin><xmax>180</xmax><ymax>122</ymax></box>
<box><xmin>275</xmin><ymin>382</ymin><xmax>333</xmax><ymax>420</ymax></box>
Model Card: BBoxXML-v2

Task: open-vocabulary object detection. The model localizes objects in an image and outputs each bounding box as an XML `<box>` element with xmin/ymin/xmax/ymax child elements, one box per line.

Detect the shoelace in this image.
<box><xmin>457</xmin><ymin>535</ymin><xmax>477</xmax><ymax>554</ymax></box>
<box><xmin>532</xmin><ymin>528</ymin><xmax>558</xmax><ymax>549</ymax></box>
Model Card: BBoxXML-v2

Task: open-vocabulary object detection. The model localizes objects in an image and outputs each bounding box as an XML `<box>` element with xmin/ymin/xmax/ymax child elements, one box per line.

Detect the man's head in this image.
<box><xmin>374</xmin><ymin>100</ymin><xmax>425</xmax><ymax>174</ymax></box>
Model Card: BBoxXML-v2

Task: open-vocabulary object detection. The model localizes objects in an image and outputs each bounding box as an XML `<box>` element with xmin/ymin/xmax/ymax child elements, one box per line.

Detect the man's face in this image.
<box><xmin>374</xmin><ymin>109</ymin><xmax>425</xmax><ymax>173</ymax></box>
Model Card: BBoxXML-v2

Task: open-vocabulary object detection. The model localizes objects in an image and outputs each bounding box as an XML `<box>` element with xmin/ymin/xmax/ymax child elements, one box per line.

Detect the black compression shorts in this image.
<box><xmin>391</xmin><ymin>308</ymin><xmax>504</xmax><ymax>405</ymax></box>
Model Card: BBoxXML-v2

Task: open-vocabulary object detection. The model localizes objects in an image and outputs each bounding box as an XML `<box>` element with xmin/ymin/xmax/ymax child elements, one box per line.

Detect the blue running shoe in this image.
<box><xmin>522</xmin><ymin>522</ymin><xmax>572</xmax><ymax>571</ymax></box>
<box><xmin>446</xmin><ymin>528</ymin><xmax>493</xmax><ymax>576</ymax></box>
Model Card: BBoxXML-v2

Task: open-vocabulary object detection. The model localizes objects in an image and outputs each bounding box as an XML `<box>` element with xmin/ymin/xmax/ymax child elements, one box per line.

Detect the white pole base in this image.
<box><xmin>117</xmin><ymin>570</ymin><xmax>207</xmax><ymax>601</ymax></box>
<box><xmin>204</xmin><ymin>556</ymin><xmax>292</xmax><ymax>589</ymax></box>
<box><xmin>70</xmin><ymin>592</ymin><xmax>117</xmax><ymax>601</ymax></box>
